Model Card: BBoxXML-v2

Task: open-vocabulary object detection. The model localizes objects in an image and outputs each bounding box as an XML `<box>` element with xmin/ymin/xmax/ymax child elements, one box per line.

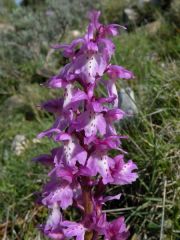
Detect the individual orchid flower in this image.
<box><xmin>62</xmin><ymin>84</ymin><xmax>87</xmax><ymax>111</ymax></box>
<box><xmin>56</xmin><ymin>164</ymin><xmax>79</xmax><ymax>183</ymax></box>
<box><xmin>62</xmin><ymin>221</ymin><xmax>86</xmax><ymax>240</ymax></box>
<box><xmin>72</xmin><ymin>53</ymin><xmax>107</xmax><ymax>84</ymax></box>
<box><xmin>88</xmin><ymin>212</ymin><xmax>107</xmax><ymax>237</ymax></box>
<box><xmin>52</xmin><ymin>38</ymin><xmax>84</xmax><ymax>59</ymax></box>
<box><xmin>40</xmin><ymin>98</ymin><xmax>64</xmax><ymax>116</ymax></box>
<box><xmin>37</xmin><ymin>121</ymin><xmax>63</xmax><ymax>139</ymax></box>
<box><xmin>43</xmin><ymin>85</ymin><xmax>87</xmax><ymax>113</ymax></box>
<box><xmin>94</xmin><ymin>192</ymin><xmax>121</xmax><ymax>210</ymax></box>
<box><xmin>55</xmin><ymin>134</ymin><xmax>87</xmax><ymax>166</ymax></box>
<box><xmin>73</xmin><ymin>106</ymin><xmax>125</xmax><ymax>140</ymax></box>
<box><xmin>105</xmin><ymin>65</ymin><xmax>134</xmax><ymax>107</ymax></box>
<box><xmin>84</xmin><ymin>135</ymin><xmax>121</xmax><ymax>150</ymax></box>
<box><xmin>41</xmin><ymin>176</ymin><xmax>74</xmax><ymax>209</ymax></box>
<box><xmin>86</xmin><ymin>152</ymin><xmax>114</xmax><ymax>184</ymax></box>
<box><xmin>42</xmin><ymin>204</ymin><xmax>87</xmax><ymax>240</ymax></box>
<box><xmin>41</xmin><ymin>203</ymin><xmax>65</xmax><ymax>239</ymax></box>
<box><xmin>34</xmin><ymin>10</ymin><xmax>137</xmax><ymax>240</ymax></box>
<box><xmin>105</xmin><ymin>108</ymin><xmax>126</xmax><ymax>136</ymax></box>
<box><xmin>107</xmin><ymin>65</ymin><xmax>134</xmax><ymax>80</ymax></box>
<box><xmin>105</xmin><ymin>79</ymin><xmax>119</xmax><ymax>107</ymax></box>
<box><xmin>33</xmin><ymin>147</ymin><xmax>59</xmax><ymax>166</ymax></box>
<box><xmin>73</xmin><ymin>110</ymin><xmax>106</xmax><ymax>138</ymax></box>
<box><xmin>111</xmin><ymin>154</ymin><xmax>138</xmax><ymax>185</ymax></box>
<box><xmin>105</xmin><ymin>217</ymin><xmax>130</xmax><ymax>240</ymax></box>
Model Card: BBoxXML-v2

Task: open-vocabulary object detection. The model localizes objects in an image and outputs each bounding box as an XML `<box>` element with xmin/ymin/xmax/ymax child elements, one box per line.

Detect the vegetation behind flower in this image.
<box><xmin>0</xmin><ymin>1</ymin><xmax>179</xmax><ymax>240</ymax></box>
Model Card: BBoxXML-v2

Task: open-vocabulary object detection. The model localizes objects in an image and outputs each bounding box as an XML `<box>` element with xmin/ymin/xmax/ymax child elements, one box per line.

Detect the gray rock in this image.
<box><xmin>0</xmin><ymin>23</ymin><xmax>15</xmax><ymax>33</ymax></box>
<box><xmin>119</xmin><ymin>87</ymin><xmax>138</xmax><ymax>116</ymax></box>
<box><xmin>70</xmin><ymin>30</ymin><xmax>81</xmax><ymax>38</ymax></box>
<box><xmin>144</xmin><ymin>20</ymin><xmax>161</xmax><ymax>35</ymax></box>
<box><xmin>170</xmin><ymin>0</ymin><xmax>180</xmax><ymax>26</ymax></box>
<box><xmin>138</xmin><ymin>0</ymin><xmax>151</xmax><ymax>6</ymax></box>
<box><xmin>138</xmin><ymin>0</ymin><xmax>172</xmax><ymax>8</ymax></box>
<box><xmin>2</xmin><ymin>95</ymin><xmax>25</xmax><ymax>112</ymax></box>
<box><xmin>1</xmin><ymin>94</ymin><xmax>36</xmax><ymax>121</ymax></box>
<box><xmin>146</xmin><ymin>51</ymin><xmax>159</xmax><ymax>61</ymax></box>
<box><xmin>124</xmin><ymin>8</ymin><xmax>139</xmax><ymax>23</ymax></box>
<box><xmin>15</xmin><ymin>0</ymin><xmax>23</xmax><ymax>6</ymax></box>
<box><xmin>11</xmin><ymin>135</ymin><xmax>29</xmax><ymax>156</ymax></box>
<box><xmin>138</xmin><ymin>0</ymin><xmax>161</xmax><ymax>8</ymax></box>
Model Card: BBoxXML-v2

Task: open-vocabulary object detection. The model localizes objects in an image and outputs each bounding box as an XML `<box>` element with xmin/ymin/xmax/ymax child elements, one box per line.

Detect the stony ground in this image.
<box><xmin>0</xmin><ymin>1</ymin><xmax>179</xmax><ymax>239</ymax></box>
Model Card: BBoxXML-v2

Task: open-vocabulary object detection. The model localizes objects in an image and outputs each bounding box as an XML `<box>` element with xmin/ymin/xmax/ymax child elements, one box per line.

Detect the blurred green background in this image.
<box><xmin>0</xmin><ymin>0</ymin><xmax>179</xmax><ymax>239</ymax></box>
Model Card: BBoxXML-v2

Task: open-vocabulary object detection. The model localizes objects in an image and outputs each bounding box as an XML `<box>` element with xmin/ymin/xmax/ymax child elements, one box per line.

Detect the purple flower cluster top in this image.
<box><xmin>35</xmin><ymin>11</ymin><xmax>138</xmax><ymax>240</ymax></box>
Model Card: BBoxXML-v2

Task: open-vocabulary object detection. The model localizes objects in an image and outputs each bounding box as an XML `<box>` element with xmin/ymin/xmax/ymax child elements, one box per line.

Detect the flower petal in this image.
<box><xmin>87</xmin><ymin>154</ymin><xmax>114</xmax><ymax>184</ymax></box>
<box><xmin>42</xmin><ymin>183</ymin><xmax>73</xmax><ymax>209</ymax></box>
<box><xmin>107</xmin><ymin>65</ymin><xmax>134</xmax><ymax>79</ymax></box>
<box><xmin>62</xmin><ymin>221</ymin><xmax>86</xmax><ymax>240</ymax></box>
<box><xmin>111</xmin><ymin>155</ymin><xmax>138</xmax><ymax>185</ymax></box>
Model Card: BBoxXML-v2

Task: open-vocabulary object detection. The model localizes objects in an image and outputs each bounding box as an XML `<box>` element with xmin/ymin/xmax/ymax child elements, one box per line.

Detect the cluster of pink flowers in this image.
<box><xmin>35</xmin><ymin>10</ymin><xmax>138</xmax><ymax>240</ymax></box>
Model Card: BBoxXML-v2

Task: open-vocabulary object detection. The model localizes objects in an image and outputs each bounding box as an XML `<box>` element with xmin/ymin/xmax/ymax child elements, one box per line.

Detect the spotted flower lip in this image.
<box><xmin>111</xmin><ymin>155</ymin><xmax>138</xmax><ymax>185</ymax></box>
<box><xmin>34</xmin><ymin>10</ymin><xmax>137</xmax><ymax>240</ymax></box>
<box><xmin>86</xmin><ymin>152</ymin><xmax>114</xmax><ymax>184</ymax></box>
<box><xmin>72</xmin><ymin>110</ymin><xmax>106</xmax><ymax>138</ymax></box>
<box><xmin>41</xmin><ymin>203</ymin><xmax>64</xmax><ymax>239</ymax></box>
<box><xmin>54</xmin><ymin>134</ymin><xmax>88</xmax><ymax>166</ymax></box>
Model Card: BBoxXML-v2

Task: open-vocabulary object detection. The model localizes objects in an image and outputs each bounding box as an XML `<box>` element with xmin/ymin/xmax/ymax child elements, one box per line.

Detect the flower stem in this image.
<box><xmin>81</xmin><ymin>177</ymin><xmax>94</xmax><ymax>240</ymax></box>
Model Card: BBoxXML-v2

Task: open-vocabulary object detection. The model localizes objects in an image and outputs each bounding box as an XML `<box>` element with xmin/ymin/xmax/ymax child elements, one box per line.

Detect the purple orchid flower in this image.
<box><xmin>111</xmin><ymin>154</ymin><xmax>138</xmax><ymax>185</ymax></box>
<box><xmin>56</xmin><ymin>134</ymin><xmax>87</xmax><ymax>166</ymax></box>
<box><xmin>42</xmin><ymin>204</ymin><xmax>87</xmax><ymax>240</ymax></box>
<box><xmin>62</xmin><ymin>221</ymin><xmax>86</xmax><ymax>240</ymax></box>
<box><xmin>105</xmin><ymin>217</ymin><xmax>130</xmax><ymax>240</ymax></box>
<box><xmin>72</xmin><ymin>110</ymin><xmax>106</xmax><ymax>138</ymax></box>
<box><xmin>41</xmin><ymin>203</ymin><xmax>65</xmax><ymax>239</ymax></box>
<box><xmin>40</xmin><ymin>98</ymin><xmax>64</xmax><ymax>115</ymax></box>
<box><xmin>86</xmin><ymin>152</ymin><xmax>114</xmax><ymax>184</ymax></box>
<box><xmin>41</xmin><ymin>175</ymin><xmax>74</xmax><ymax>209</ymax></box>
<box><xmin>107</xmin><ymin>65</ymin><xmax>134</xmax><ymax>80</ymax></box>
<box><xmin>34</xmin><ymin>10</ymin><xmax>137</xmax><ymax>240</ymax></box>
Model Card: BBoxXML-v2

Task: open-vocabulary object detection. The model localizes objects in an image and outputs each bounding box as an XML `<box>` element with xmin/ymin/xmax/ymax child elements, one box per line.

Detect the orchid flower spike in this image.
<box><xmin>35</xmin><ymin>10</ymin><xmax>138</xmax><ymax>240</ymax></box>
